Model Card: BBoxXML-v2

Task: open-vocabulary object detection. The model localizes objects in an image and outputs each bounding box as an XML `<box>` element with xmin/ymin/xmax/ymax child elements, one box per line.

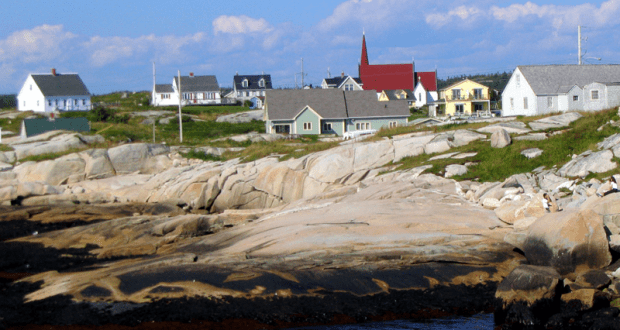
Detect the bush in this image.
<box><xmin>244</xmin><ymin>100</ymin><xmax>253</xmax><ymax>108</ymax></box>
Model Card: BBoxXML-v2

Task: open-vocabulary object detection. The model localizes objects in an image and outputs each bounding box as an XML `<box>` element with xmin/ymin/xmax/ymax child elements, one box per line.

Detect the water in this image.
<box><xmin>289</xmin><ymin>313</ymin><xmax>494</xmax><ymax>330</ymax></box>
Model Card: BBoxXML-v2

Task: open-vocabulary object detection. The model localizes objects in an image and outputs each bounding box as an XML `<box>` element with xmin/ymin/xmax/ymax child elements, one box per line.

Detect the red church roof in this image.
<box><xmin>358</xmin><ymin>34</ymin><xmax>416</xmax><ymax>92</ymax></box>
<box><xmin>415</xmin><ymin>71</ymin><xmax>437</xmax><ymax>92</ymax></box>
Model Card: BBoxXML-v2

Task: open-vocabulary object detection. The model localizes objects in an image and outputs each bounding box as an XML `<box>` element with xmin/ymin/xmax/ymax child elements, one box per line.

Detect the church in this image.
<box><xmin>358</xmin><ymin>33</ymin><xmax>437</xmax><ymax>97</ymax></box>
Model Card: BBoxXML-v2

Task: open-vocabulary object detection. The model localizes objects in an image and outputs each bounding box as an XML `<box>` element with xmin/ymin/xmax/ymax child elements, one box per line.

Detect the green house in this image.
<box><xmin>264</xmin><ymin>89</ymin><xmax>409</xmax><ymax>136</ymax></box>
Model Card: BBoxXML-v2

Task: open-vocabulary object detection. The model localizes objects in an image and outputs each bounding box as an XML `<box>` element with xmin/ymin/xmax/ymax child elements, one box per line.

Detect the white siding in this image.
<box><xmin>17</xmin><ymin>75</ymin><xmax>45</xmax><ymax>112</ymax></box>
<box><xmin>583</xmin><ymin>83</ymin><xmax>608</xmax><ymax>111</ymax></box>
<box><xmin>567</xmin><ymin>86</ymin><xmax>584</xmax><ymax>111</ymax></box>
<box><xmin>607</xmin><ymin>86</ymin><xmax>620</xmax><ymax>109</ymax></box>
<box><xmin>501</xmin><ymin>68</ymin><xmax>538</xmax><ymax>116</ymax></box>
<box><xmin>558</xmin><ymin>95</ymin><xmax>569</xmax><ymax>112</ymax></box>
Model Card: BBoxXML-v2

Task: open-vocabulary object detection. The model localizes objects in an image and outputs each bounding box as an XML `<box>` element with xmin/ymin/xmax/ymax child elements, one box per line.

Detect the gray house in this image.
<box><xmin>264</xmin><ymin>89</ymin><xmax>409</xmax><ymax>136</ymax></box>
<box><xmin>502</xmin><ymin>65</ymin><xmax>620</xmax><ymax>116</ymax></box>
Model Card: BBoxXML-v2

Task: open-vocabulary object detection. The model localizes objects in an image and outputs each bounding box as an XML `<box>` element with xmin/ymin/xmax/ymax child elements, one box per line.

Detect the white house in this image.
<box><xmin>502</xmin><ymin>65</ymin><xmax>620</xmax><ymax>116</ymax></box>
<box><xmin>17</xmin><ymin>69</ymin><xmax>91</xmax><ymax>112</ymax></box>
<box><xmin>321</xmin><ymin>75</ymin><xmax>363</xmax><ymax>91</ymax></box>
<box><xmin>151</xmin><ymin>84</ymin><xmax>177</xmax><ymax>106</ymax></box>
<box><xmin>413</xmin><ymin>80</ymin><xmax>438</xmax><ymax>108</ymax></box>
<box><xmin>230</xmin><ymin>74</ymin><xmax>272</xmax><ymax>103</ymax></box>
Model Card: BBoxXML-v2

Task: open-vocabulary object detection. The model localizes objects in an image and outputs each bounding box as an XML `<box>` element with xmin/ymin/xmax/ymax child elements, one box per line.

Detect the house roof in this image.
<box><xmin>415</xmin><ymin>71</ymin><xmax>437</xmax><ymax>92</ymax></box>
<box><xmin>359</xmin><ymin>34</ymin><xmax>415</xmax><ymax>91</ymax></box>
<box><xmin>381</xmin><ymin>89</ymin><xmax>416</xmax><ymax>101</ymax></box>
<box><xmin>266</xmin><ymin>89</ymin><xmax>409</xmax><ymax>121</ymax></box>
<box><xmin>234</xmin><ymin>74</ymin><xmax>272</xmax><ymax>90</ymax></box>
<box><xmin>154</xmin><ymin>84</ymin><xmax>174</xmax><ymax>93</ymax></box>
<box><xmin>440</xmin><ymin>78</ymin><xmax>489</xmax><ymax>91</ymax></box>
<box><xmin>323</xmin><ymin>76</ymin><xmax>363</xmax><ymax>88</ymax></box>
<box><xmin>518</xmin><ymin>65</ymin><xmax>620</xmax><ymax>95</ymax></box>
<box><xmin>22</xmin><ymin>117</ymin><xmax>90</xmax><ymax>138</ymax></box>
<box><xmin>174</xmin><ymin>75</ymin><xmax>219</xmax><ymax>92</ymax></box>
<box><xmin>31</xmin><ymin>74</ymin><xmax>90</xmax><ymax>96</ymax></box>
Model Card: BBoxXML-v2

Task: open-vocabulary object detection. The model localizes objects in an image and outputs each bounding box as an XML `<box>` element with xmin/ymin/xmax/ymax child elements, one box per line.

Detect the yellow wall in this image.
<box><xmin>440</xmin><ymin>79</ymin><xmax>489</xmax><ymax>116</ymax></box>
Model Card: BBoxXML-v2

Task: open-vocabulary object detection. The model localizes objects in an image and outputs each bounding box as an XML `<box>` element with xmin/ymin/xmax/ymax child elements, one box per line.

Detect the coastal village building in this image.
<box><xmin>17</xmin><ymin>69</ymin><xmax>91</xmax><ymax>112</ymax></box>
<box><xmin>321</xmin><ymin>74</ymin><xmax>364</xmax><ymax>91</ymax></box>
<box><xmin>232</xmin><ymin>74</ymin><xmax>272</xmax><ymax>99</ymax></box>
<box><xmin>358</xmin><ymin>33</ymin><xmax>438</xmax><ymax>100</ymax></box>
<box><xmin>378</xmin><ymin>89</ymin><xmax>416</xmax><ymax>107</ymax></box>
<box><xmin>502</xmin><ymin>65</ymin><xmax>620</xmax><ymax>116</ymax></box>
<box><xmin>264</xmin><ymin>89</ymin><xmax>409</xmax><ymax>136</ymax></box>
<box><xmin>438</xmin><ymin>79</ymin><xmax>490</xmax><ymax>117</ymax></box>
<box><xmin>152</xmin><ymin>73</ymin><xmax>221</xmax><ymax>106</ymax></box>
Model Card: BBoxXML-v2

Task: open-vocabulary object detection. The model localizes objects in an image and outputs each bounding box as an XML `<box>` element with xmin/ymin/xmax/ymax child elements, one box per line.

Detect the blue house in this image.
<box><xmin>264</xmin><ymin>89</ymin><xmax>409</xmax><ymax>136</ymax></box>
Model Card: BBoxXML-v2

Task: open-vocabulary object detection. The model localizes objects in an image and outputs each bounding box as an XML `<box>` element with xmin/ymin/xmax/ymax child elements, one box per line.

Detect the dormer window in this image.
<box><xmin>258</xmin><ymin>78</ymin><xmax>265</xmax><ymax>88</ymax></box>
<box><xmin>242</xmin><ymin>79</ymin><xmax>248</xmax><ymax>88</ymax></box>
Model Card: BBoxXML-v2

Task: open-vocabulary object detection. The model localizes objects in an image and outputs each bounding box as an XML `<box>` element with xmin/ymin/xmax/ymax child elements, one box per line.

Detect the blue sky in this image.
<box><xmin>1</xmin><ymin>0</ymin><xmax>619</xmax><ymax>94</ymax></box>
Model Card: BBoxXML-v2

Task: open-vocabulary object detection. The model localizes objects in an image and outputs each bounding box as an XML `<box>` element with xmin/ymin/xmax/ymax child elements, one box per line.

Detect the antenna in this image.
<box><xmin>327</xmin><ymin>67</ymin><xmax>331</xmax><ymax>79</ymax></box>
<box><xmin>578</xmin><ymin>26</ymin><xmax>601</xmax><ymax>64</ymax></box>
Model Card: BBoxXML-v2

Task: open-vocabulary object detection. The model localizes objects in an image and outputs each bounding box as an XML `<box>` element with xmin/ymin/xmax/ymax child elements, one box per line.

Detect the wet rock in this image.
<box><xmin>496</xmin><ymin>265</ymin><xmax>562</xmax><ymax>306</ymax></box>
<box><xmin>522</xmin><ymin>209</ymin><xmax>611</xmax><ymax>275</ymax></box>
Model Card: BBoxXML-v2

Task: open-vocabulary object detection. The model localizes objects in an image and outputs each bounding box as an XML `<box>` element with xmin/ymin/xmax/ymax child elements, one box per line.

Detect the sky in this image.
<box><xmin>1</xmin><ymin>0</ymin><xmax>620</xmax><ymax>95</ymax></box>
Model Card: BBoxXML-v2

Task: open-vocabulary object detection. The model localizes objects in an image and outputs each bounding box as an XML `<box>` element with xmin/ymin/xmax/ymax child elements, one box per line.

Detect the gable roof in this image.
<box><xmin>518</xmin><ymin>65</ymin><xmax>620</xmax><ymax>95</ymax></box>
<box><xmin>381</xmin><ymin>89</ymin><xmax>416</xmax><ymax>101</ymax></box>
<box><xmin>31</xmin><ymin>74</ymin><xmax>90</xmax><ymax>96</ymax></box>
<box><xmin>440</xmin><ymin>78</ymin><xmax>489</xmax><ymax>91</ymax></box>
<box><xmin>415</xmin><ymin>71</ymin><xmax>437</xmax><ymax>92</ymax></box>
<box><xmin>22</xmin><ymin>118</ymin><xmax>90</xmax><ymax>138</ymax></box>
<box><xmin>266</xmin><ymin>89</ymin><xmax>409</xmax><ymax>121</ymax></box>
<box><xmin>174</xmin><ymin>75</ymin><xmax>219</xmax><ymax>92</ymax></box>
<box><xmin>323</xmin><ymin>76</ymin><xmax>363</xmax><ymax>88</ymax></box>
<box><xmin>234</xmin><ymin>74</ymin><xmax>272</xmax><ymax>90</ymax></box>
<box><xmin>154</xmin><ymin>84</ymin><xmax>174</xmax><ymax>93</ymax></box>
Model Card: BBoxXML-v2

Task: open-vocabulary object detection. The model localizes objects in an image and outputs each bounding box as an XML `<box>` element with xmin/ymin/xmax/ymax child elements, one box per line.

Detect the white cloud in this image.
<box><xmin>0</xmin><ymin>25</ymin><xmax>76</xmax><ymax>63</ymax></box>
<box><xmin>426</xmin><ymin>5</ymin><xmax>483</xmax><ymax>28</ymax></box>
<box><xmin>83</xmin><ymin>33</ymin><xmax>205</xmax><ymax>67</ymax></box>
<box><xmin>212</xmin><ymin>15</ymin><xmax>273</xmax><ymax>35</ymax></box>
<box><xmin>317</xmin><ymin>0</ymin><xmax>414</xmax><ymax>32</ymax></box>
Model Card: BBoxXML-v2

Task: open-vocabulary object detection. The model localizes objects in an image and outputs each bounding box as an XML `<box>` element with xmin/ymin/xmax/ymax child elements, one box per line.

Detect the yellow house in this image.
<box><xmin>438</xmin><ymin>79</ymin><xmax>490</xmax><ymax>116</ymax></box>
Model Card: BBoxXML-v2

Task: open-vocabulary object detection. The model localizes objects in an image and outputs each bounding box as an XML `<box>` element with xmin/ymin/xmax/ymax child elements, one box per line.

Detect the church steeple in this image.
<box><xmin>360</xmin><ymin>31</ymin><xmax>369</xmax><ymax>67</ymax></box>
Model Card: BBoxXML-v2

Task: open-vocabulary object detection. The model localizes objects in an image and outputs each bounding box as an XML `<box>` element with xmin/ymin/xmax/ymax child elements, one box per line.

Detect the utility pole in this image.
<box><xmin>152</xmin><ymin>62</ymin><xmax>156</xmax><ymax>106</ymax></box>
<box><xmin>578</xmin><ymin>25</ymin><xmax>582</xmax><ymax>65</ymax></box>
<box><xmin>178</xmin><ymin>70</ymin><xmax>183</xmax><ymax>143</ymax></box>
<box><xmin>301</xmin><ymin>58</ymin><xmax>304</xmax><ymax>88</ymax></box>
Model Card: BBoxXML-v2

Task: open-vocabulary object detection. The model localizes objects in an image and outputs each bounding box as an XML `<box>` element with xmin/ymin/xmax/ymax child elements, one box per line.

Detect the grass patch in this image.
<box><xmin>159</xmin><ymin>120</ymin><xmax>265</xmax><ymax>146</ymax></box>
<box><xmin>19</xmin><ymin>148</ymin><xmax>87</xmax><ymax>163</ymax></box>
<box><xmin>392</xmin><ymin>108</ymin><xmax>620</xmax><ymax>182</ymax></box>
<box><xmin>180</xmin><ymin>149</ymin><xmax>225</xmax><ymax>162</ymax></box>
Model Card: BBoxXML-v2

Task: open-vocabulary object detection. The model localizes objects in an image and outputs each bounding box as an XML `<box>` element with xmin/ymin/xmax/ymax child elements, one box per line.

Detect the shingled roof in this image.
<box><xmin>174</xmin><ymin>75</ymin><xmax>219</xmax><ymax>92</ymax></box>
<box><xmin>381</xmin><ymin>89</ymin><xmax>416</xmax><ymax>102</ymax></box>
<box><xmin>266</xmin><ymin>89</ymin><xmax>409</xmax><ymax>121</ymax></box>
<box><xmin>234</xmin><ymin>74</ymin><xmax>272</xmax><ymax>90</ymax></box>
<box><xmin>323</xmin><ymin>76</ymin><xmax>363</xmax><ymax>88</ymax></box>
<box><xmin>518</xmin><ymin>65</ymin><xmax>620</xmax><ymax>95</ymax></box>
<box><xmin>31</xmin><ymin>74</ymin><xmax>90</xmax><ymax>96</ymax></box>
<box><xmin>154</xmin><ymin>84</ymin><xmax>174</xmax><ymax>93</ymax></box>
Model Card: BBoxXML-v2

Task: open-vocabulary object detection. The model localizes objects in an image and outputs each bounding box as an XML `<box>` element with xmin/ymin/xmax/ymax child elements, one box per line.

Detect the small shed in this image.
<box><xmin>20</xmin><ymin>117</ymin><xmax>90</xmax><ymax>139</ymax></box>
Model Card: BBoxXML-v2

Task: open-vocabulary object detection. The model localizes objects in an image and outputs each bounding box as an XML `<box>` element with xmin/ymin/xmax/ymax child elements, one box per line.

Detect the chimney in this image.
<box><xmin>51</xmin><ymin>68</ymin><xmax>56</xmax><ymax>76</ymax></box>
<box><xmin>341</xmin><ymin>71</ymin><xmax>345</xmax><ymax>78</ymax></box>
<box><xmin>189</xmin><ymin>72</ymin><xmax>194</xmax><ymax>77</ymax></box>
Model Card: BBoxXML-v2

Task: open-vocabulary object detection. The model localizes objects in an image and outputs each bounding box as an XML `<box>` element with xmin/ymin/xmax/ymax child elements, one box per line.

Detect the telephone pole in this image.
<box><xmin>178</xmin><ymin>70</ymin><xmax>183</xmax><ymax>143</ymax></box>
<box><xmin>578</xmin><ymin>25</ymin><xmax>582</xmax><ymax>65</ymax></box>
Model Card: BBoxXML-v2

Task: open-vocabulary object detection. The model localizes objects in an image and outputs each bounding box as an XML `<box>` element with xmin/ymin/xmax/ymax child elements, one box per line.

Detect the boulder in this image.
<box><xmin>108</xmin><ymin>143</ymin><xmax>170</xmax><ymax>174</ymax></box>
<box><xmin>574</xmin><ymin>269</ymin><xmax>611</xmax><ymax>290</ymax></box>
<box><xmin>529</xmin><ymin>112</ymin><xmax>583</xmax><ymax>131</ymax></box>
<box><xmin>558</xmin><ymin>150</ymin><xmax>617</xmax><ymax>177</ymax></box>
<box><xmin>477</xmin><ymin>121</ymin><xmax>530</xmax><ymax>135</ymax></box>
<box><xmin>79</xmin><ymin>149</ymin><xmax>116</xmax><ymax>180</ymax></box>
<box><xmin>513</xmin><ymin>133</ymin><xmax>548</xmax><ymax>141</ymax></box>
<box><xmin>491</xmin><ymin>128</ymin><xmax>511</xmax><ymax>148</ymax></box>
<box><xmin>522</xmin><ymin>209</ymin><xmax>612</xmax><ymax>275</ymax></box>
<box><xmin>215</xmin><ymin>110</ymin><xmax>263</xmax><ymax>123</ymax></box>
<box><xmin>444</xmin><ymin>164</ymin><xmax>468</xmax><ymax>178</ymax></box>
<box><xmin>560</xmin><ymin>289</ymin><xmax>601</xmax><ymax>310</ymax></box>
<box><xmin>597</xmin><ymin>133</ymin><xmax>620</xmax><ymax>150</ymax></box>
<box><xmin>496</xmin><ymin>265</ymin><xmax>562</xmax><ymax>306</ymax></box>
<box><xmin>13</xmin><ymin>154</ymin><xmax>86</xmax><ymax>186</ymax></box>
<box><xmin>495</xmin><ymin>200</ymin><xmax>536</xmax><ymax>225</ymax></box>
<box><xmin>521</xmin><ymin>148</ymin><xmax>543</xmax><ymax>159</ymax></box>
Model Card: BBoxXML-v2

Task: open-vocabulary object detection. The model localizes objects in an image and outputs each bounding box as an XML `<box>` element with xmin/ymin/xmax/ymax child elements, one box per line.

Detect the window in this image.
<box><xmin>48</xmin><ymin>100</ymin><xmax>52</xmax><ymax>106</ymax></box>
<box><xmin>451</xmin><ymin>89</ymin><xmax>461</xmax><ymax>100</ymax></box>
<box><xmin>242</xmin><ymin>79</ymin><xmax>248</xmax><ymax>88</ymax></box>
<box><xmin>523</xmin><ymin>97</ymin><xmax>528</xmax><ymax>109</ymax></box>
<box><xmin>547</xmin><ymin>97</ymin><xmax>553</xmax><ymax>108</ymax></box>
<box><xmin>323</xmin><ymin>123</ymin><xmax>332</xmax><ymax>131</ymax></box>
<box><xmin>274</xmin><ymin>125</ymin><xmax>290</xmax><ymax>134</ymax></box>
<box><xmin>63</xmin><ymin>100</ymin><xmax>66</xmax><ymax>107</ymax></box>
<box><xmin>573</xmin><ymin>95</ymin><xmax>579</xmax><ymax>101</ymax></box>
<box><xmin>82</xmin><ymin>99</ymin><xmax>86</xmax><ymax>105</ymax></box>
<box><xmin>355</xmin><ymin>122</ymin><xmax>370</xmax><ymax>130</ymax></box>
<box><xmin>516</xmin><ymin>74</ymin><xmax>520</xmax><ymax>87</ymax></box>
<box><xmin>473</xmin><ymin>89</ymin><xmax>483</xmax><ymax>99</ymax></box>
<box><xmin>474</xmin><ymin>104</ymin><xmax>484</xmax><ymax>111</ymax></box>
<box><xmin>74</xmin><ymin>100</ymin><xmax>77</xmax><ymax>105</ymax></box>
<box><xmin>510</xmin><ymin>98</ymin><xmax>514</xmax><ymax>109</ymax></box>
<box><xmin>30</xmin><ymin>84</ymin><xmax>32</xmax><ymax>91</ymax></box>
<box><xmin>418</xmin><ymin>93</ymin><xmax>422</xmax><ymax>101</ymax></box>
<box><xmin>344</xmin><ymin>84</ymin><xmax>354</xmax><ymax>91</ymax></box>
<box><xmin>37</xmin><ymin>100</ymin><xmax>39</xmax><ymax>106</ymax></box>
<box><xmin>258</xmin><ymin>79</ymin><xmax>265</xmax><ymax>88</ymax></box>
<box><xmin>303</xmin><ymin>122</ymin><xmax>312</xmax><ymax>130</ymax></box>
<box><xmin>23</xmin><ymin>101</ymin><xmax>26</xmax><ymax>107</ymax></box>
<box><xmin>592</xmin><ymin>90</ymin><xmax>599</xmax><ymax>100</ymax></box>
<box><xmin>389</xmin><ymin>121</ymin><xmax>398</xmax><ymax>128</ymax></box>
<box><xmin>237</xmin><ymin>92</ymin><xmax>242</xmax><ymax>97</ymax></box>
<box><xmin>455</xmin><ymin>104</ymin><xmax>464</xmax><ymax>113</ymax></box>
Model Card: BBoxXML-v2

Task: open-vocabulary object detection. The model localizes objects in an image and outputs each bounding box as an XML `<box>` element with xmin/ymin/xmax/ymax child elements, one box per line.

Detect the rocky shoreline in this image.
<box><xmin>2</xmin><ymin>112</ymin><xmax>620</xmax><ymax>328</ymax></box>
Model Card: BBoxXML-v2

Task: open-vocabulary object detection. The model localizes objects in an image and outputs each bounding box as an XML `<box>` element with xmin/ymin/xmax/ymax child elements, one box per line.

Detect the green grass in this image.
<box><xmin>180</xmin><ymin>149</ymin><xmax>225</xmax><ymax>162</ymax></box>
<box><xmin>19</xmin><ymin>148</ymin><xmax>87</xmax><ymax>162</ymax></box>
<box><xmin>391</xmin><ymin>108</ymin><xmax>620</xmax><ymax>182</ymax></box>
